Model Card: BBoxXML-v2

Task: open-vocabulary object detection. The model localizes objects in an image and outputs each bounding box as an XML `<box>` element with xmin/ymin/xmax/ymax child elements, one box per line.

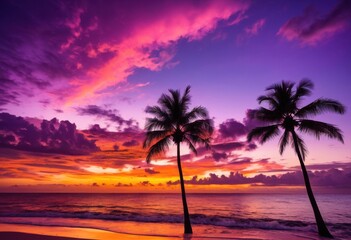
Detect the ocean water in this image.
<box><xmin>0</xmin><ymin>193</ymin><xmax>350</xmax><ymax>239</ymax></box>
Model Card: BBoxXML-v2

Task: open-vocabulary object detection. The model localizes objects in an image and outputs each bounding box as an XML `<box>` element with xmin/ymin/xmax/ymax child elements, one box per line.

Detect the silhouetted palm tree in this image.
<box><xmin>143</xmin><ymin>86</ymin><xmax>214</xmax><ymax>234</ymax></box>
<box><xmin>248</xmin><ymin>79</ymin><xmax>345</xmax><ymax>238</ymax></box>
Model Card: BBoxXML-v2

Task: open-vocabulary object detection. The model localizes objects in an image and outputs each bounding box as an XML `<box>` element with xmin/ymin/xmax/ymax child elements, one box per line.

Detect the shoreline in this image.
<box><xmin>0</xmin><ymin>222</ymin><xmax>324</xmax><ymax>240</ymax></box>
<box><xmin>0</xmin><ymin>232</ymin><xmax>91</xmax><ymax>240</ymax></box>
<box><xmin>0</xmin><ymin>223</ymin><xmax>178</xmax><ymax>240</ymax></box>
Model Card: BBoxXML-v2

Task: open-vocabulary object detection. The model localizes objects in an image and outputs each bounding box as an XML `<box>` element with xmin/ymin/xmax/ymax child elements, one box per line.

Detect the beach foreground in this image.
<box><xmin>0</xmin><ymin>222</ymin><xmax>324</xmax><ymax>240</ymax></box>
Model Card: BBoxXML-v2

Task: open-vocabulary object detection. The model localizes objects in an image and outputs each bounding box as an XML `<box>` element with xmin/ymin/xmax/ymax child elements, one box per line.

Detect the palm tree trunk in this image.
<box><xmin>176</xmin><ymin>142</ymin><xmax>193</xmax><ymax>234</ymax></box>
<box><xmin>291</xmin><ymin>131</ymin><xmax>333</xmax><ymax>238</ymax></box>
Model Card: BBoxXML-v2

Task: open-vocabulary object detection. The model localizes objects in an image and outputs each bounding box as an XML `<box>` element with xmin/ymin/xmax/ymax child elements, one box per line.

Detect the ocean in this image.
<box><xmin>0</xmin><ymin>193</ymin><xmax>350</xmax><ymax>239</ymax></box>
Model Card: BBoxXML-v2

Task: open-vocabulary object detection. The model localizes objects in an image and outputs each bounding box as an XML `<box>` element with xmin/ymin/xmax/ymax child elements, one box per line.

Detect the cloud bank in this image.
<box><xmin>0</xmin><ymin>112</ymin><xmax>99</xmax><ymax>155</ymax></box>
<box><xmin>167</xmin><ymin>168</ymin><xmax>351</xmax><ymax>188</ymax></box>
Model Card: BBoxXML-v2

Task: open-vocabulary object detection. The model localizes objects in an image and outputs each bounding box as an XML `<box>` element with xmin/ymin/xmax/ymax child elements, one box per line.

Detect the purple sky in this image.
<box><xmin>0</xmin><ymin>0</ymin><xmax>350</xmax><ymax>192</ymax></box>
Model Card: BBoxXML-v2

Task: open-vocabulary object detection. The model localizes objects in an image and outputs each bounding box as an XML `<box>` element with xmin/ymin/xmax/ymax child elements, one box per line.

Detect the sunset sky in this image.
<box><xmin>0</xmin><ymin>0</ymin><xmax>350</xmax><ymax>193</ymax></box>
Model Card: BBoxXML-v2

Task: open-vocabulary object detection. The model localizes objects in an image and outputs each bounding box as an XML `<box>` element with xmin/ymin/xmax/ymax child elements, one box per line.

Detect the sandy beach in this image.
<box><xmin>0</xmin><ymin>223</ymin><xmax>174</xmax><ymax>240</ymax></box>
<box><xmin>0</xmin><ymin>222</ymin><xmax>324</xmax><ymax>240</ymax></box>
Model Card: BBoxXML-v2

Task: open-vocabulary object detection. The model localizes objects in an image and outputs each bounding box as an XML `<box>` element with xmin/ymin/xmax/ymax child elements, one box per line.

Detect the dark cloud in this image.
<box><xmin>0</xmin><ymin>134</ymin><xmax>16</xmax><ymax>147</ymax></box>
<box><xmin>191</xmin><ymin>139</ymin><xmax>256</xmax><ymax>163</ymax></box>
<box><xmin>0</xmin><ymin>77</ymin><xmax>20</xmax><ymax>107</ymax></box>
<box><xmin>139</xmin><ymin>181</ymin><xmax>154</xmax><ymax>186</ymax></box>
<box><xmin>122</xmin><ymin>139</ymin><xmax>139</xmax><ymax>147</ymax></box>
<box><xmin>228</xmin><ymin>157</ymin><xmax>252</xmax><ymax>165</ymax></box>
<box><xmin>242</xmin><ymin>109</ymin><xmax>262</xmax><ymax>131</ymax></box>
<box><xmin>76</xmin><ymin>105</ymin><xmax>138</xmax><ymax>130</ymax></box>
<box><xmin>1</xmin><ymin>0</ymin><xmax>131</xmax><ymax>96</ymax></box>
<box><xmin>92</xmin><ymin>182</ymin><xmax>99</xmax><ymax>187</ymax></box>
<box><xmin>277</xmin><ymin>0</ymin><xmax>351</xmax><ymax>45</ymax></box>
<box><xmin>113</xmin><ymin>144</ymin><xmax>120</xmax><ymax>151</ymax></box>
<box><xmin>245</xmin><ymin>143</ymin><xmax>257</xmax><ymax>151</ymax></box>
<box><xmin>212</xmin><ymin>141</ymin><xmax>254</xmax><ymax>152</ymax></box>
<box><xmin>218</xmin><ymin>119</ymin><xmax>247</xmax><ymax>140</ymax></box>
<box><xmin>212</xmin><ymin>151</ymin><xmax>228</xmax><ymax>162</ymax></box>
<box><xmin>0</xmin><ymin>112</ymin><xmax>99</xmax><ymax>155</ymax></box>
<box><xmin>115</xmin><ymin>182</ymin><xmax>133</xmax><ymax>187</ymax></box>
<box><xmin>88</xmin><ymin>124</ymin><xmax>108</xmax><ymax>135</ymax></box>
<box><xmin>83</xmin><ymin>123</ymin><xmax>144</xmax><ymax>152</ymax></box>
<box><xmin>291</xmin><ymin>162</ymin><xmax>351</xmax><ymax>171</ymax></box>
<box><xmin>218</xmin><ymin>109</ymin><xmax>262</xmax><ymax>141</ymax></box>
<box><xmin>144</xmin><ymin>168</ymin><xmax>160</xmax><ymax>174</ymax></box>
<box><xmin>0</xmin><ymin>0</ymin><xmax>82</xmax><ymax>106</ymax></box>
<box><xmin>167</xmin><ymin>167</ymin><xmax>351</xmax><ymax>187</ymax></box>
<box><xmin>209</xmin><ymin>109</ymin><xmax>260</xmax><ymax>161</ymax></box>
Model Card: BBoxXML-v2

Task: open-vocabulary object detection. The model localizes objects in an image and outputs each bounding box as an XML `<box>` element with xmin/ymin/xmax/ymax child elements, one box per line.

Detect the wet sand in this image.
<box><xmin>0</xmin><ymin>223</ymin><xmax>322</xmax><ymax>240</ymax></box>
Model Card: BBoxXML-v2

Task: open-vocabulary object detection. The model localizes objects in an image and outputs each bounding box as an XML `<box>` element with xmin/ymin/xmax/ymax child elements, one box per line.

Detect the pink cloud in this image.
<box><xmin>237</xmin><ymin>18</ymin><xmax>266</xmax><ymax>44</ymax></box>
<box><xmin>0</xmin><ymin>1</ymin><xmax>250</xmax><ymax>109</ymax></box>
<box><xmin>277</xmin><ymin>0</ymin><xmax>351</xmax><ymax>46</ymax></box>
<box><xmin>64</xmin><ymin>1</ymin><xmax>249</xmax><ymax>104</ymax></box>
<box><xmin>245</xmin><ymin>18</ymin><xmax>266</xmax><ymax>35</ymax></box>
<box><xmin>228</xmin><ymin>11</ymin><xmax>248</xmax><ymax>26</ymax></box>
<box><xmin>60</xmin><ymin>8</ymin><xmax>85</xmax><ymax>51</ymax></box>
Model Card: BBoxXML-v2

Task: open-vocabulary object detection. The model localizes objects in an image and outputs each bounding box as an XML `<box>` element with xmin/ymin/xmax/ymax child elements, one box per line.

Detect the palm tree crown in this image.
<box><xmin>248</xmin><ymin>79</ymin><xmax>345</xmax><ymax>158</ymax></box>
<box><xmin>143</xmin><ymin>85</ymin><xmax>214</xmax><ymax>161</ymax></box>
<box><xmin>247</xmin><ymin>79</ymin><xmax>345</xmax><ymax>238</ymax></box>
<box><xmin>143</xmin><ymin>85</ymin><xmax>213</xmax><ymax>234</ymax></box>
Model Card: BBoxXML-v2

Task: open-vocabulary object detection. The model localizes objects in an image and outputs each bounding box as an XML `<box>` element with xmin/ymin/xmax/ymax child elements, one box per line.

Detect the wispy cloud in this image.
<box><xmin>237</xmin><ymin>18</ymin><xmax>266</xmax><ymax>43</ymax></box>
<box><xmin>0</xmin><ymin>0</ymin><xmax>249</xmax><ymax>108</ymax></box>
<box><xmin>245</xmin><ymin>18</ymin><xmax>266</xmax><ymax>36</ymax></box>
<box><xmin>76</xmin><ymin>105</ymin><xmax>139</xmax><ymax>130</ymax></box>
<box><xmin>277</xmin><ymin>0</ymin><xmax>351</xmax><ymax>46</ymax></box>
<box><xmin>145</xmin><ymin>168</ymin><xmax>160</xmax><ymax>175</ymax></box>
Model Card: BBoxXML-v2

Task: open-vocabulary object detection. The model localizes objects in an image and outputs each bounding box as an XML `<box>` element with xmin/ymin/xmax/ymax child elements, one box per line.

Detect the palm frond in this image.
<box><xmin>145</xmin><ymin>136</ymin><xmax>172</xmax><ymax>163</ymax></box>
<box><xmin>251</xmin><ymin>79</ymin><xmax>345</xmax><ymax>166</ymax></box>
<box><xmin>257</xmin><ymin>95</ymin><xmax>278</xmax><ymax>109</ymax></box>
<box><xmin>183</xmin><ymin>136</ymin><xmax>197</xmax><ymax>155</ymax></box>
<box><xmin>186</xmin><ymin>133</ymin><xmax>211</xmax><ymax>150</ymax></box>
<box><xmin>255</xmin><ymin>107</ymin><xmax>282</xmax><ymax>122</ymax></box>
<box><xmin>266</xmin><ymin>81</ymin><xmax>293</xmax><ymax>92</ymax></box>
<box><xmin>183</xmin><ymin>106</ymin><xmax>209</xmax><ymax>123</ymax></box>
<box><xmin>266</xmin><ymin>81</ymin><xmax>294</xmax><ymax>100</ymax></box>
<box><xmin>183</xmin><ymin>119</ymin><xmax>214</xmax><ymax>137</ymax></box>
<box><xmin>158</xmin><ymin>92</ymin><xmax>175</xmax><ymax>115</ymax></box>
<box><xmin>279</xmin><ymin>130</ymin><xmax>290</xmax><ymax>155</ymax></box>
<box><xmin>298</xmin><ymin>119</ymin><xmax>344</xmax><ymax>143</ymax></box>
<box><xmin>295</xmin><ymin>98</ymin><xmax>346</xmax><ymax>118</ymax></box>
<box><xmin>144</xmin><ymin>86</ymin><xmax>213</xmax><ymax>164</ymax></box>
<box><xmin>168</xmin><ymin>88</ymin><xmax>184</xmax><ymax>122</ymax></box>
<box><xmin>145</xmin><ymin>106</ymin><xmax>169</xmax><ymax>120</ymax></box>
<box><xmin>169</xmin><ymin>89</ymin><xmax>181</xmax><ymax>107</ymax></box>
<box><xmin>247</xmin><ymin>125</ymin><xmax>280</xmax><ymax>144</ymax></box>
<box><xmin>180</xmin><ymin>85</ymin><xmax>191</xmax><ymax>113</ymax></box>
<box><xmin>143</xmin><ymin>130</ymin><xmax>172</xmax><ymax>148</ymax></box>
<box><xmin>293</xmin><ymin>79</ymin><xmax>313</xmax><ymax>102</ymax></box>
<box><xmin>144</xmin><ymin>117</ymin><xmax>173</xmax><ymax>131</ymax></box>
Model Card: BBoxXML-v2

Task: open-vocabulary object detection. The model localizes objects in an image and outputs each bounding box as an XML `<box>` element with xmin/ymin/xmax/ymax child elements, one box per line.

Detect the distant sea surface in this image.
<box><xmin>0</xmin><ymin>193</ymin><xmax>350</xmax><ymax>239</ymax></box>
